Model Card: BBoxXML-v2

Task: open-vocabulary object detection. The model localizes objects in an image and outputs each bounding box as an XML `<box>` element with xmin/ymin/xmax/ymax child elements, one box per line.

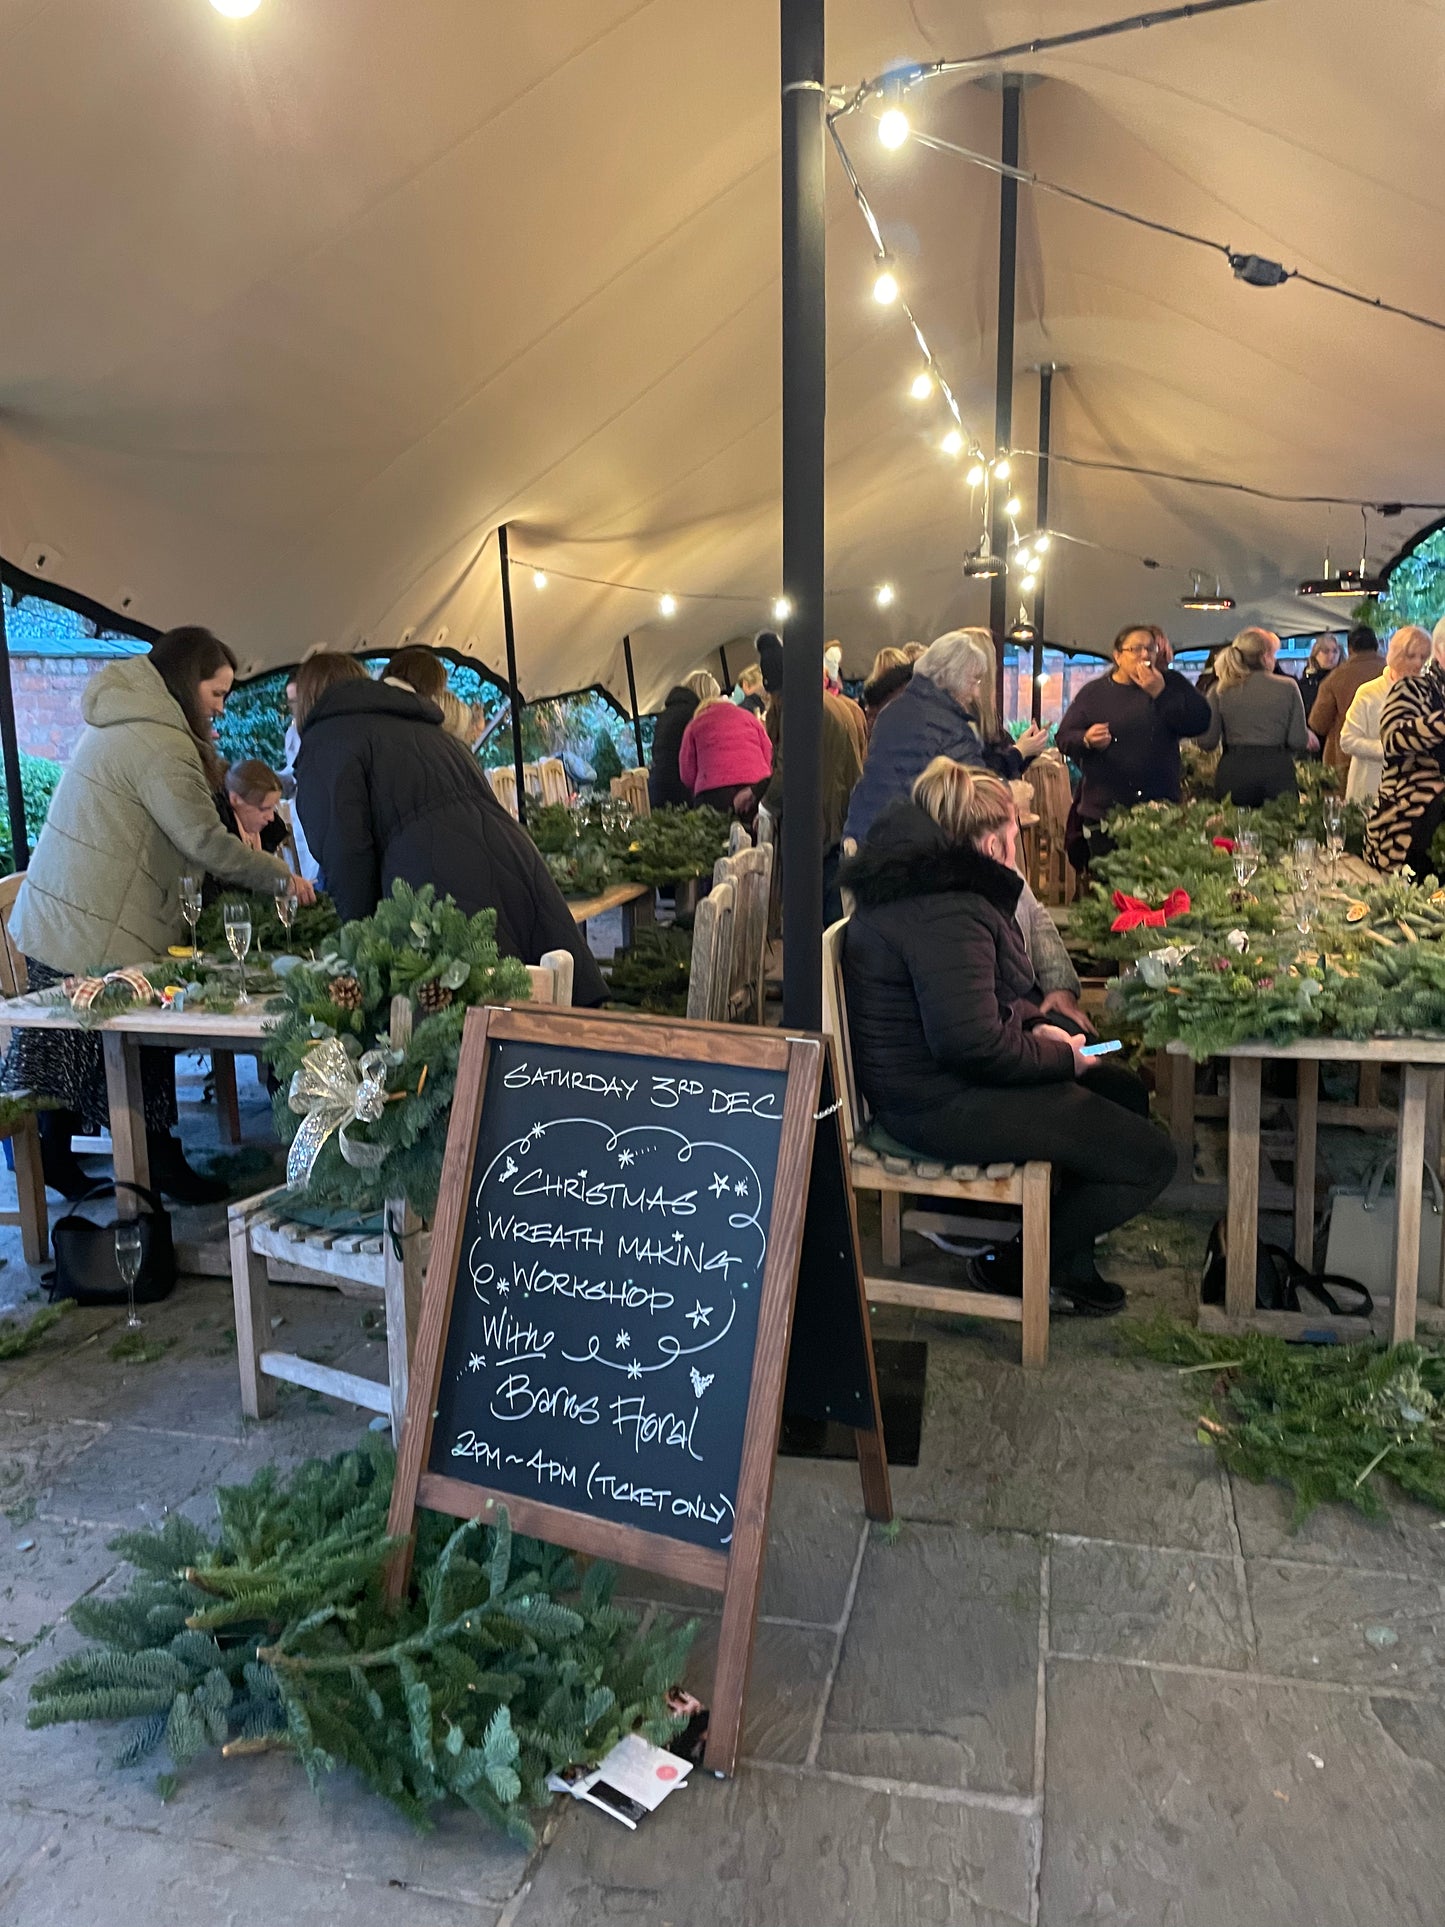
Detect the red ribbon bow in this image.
<box><xmin>1110</xmin><ymin>888</ymin><xmax>1191</xmax><ymax>932</ymax></box>
<box><xmin>1211</xmin><ymin>836</ymin><xmax>1236</xmax><ymax>852</ymax></box>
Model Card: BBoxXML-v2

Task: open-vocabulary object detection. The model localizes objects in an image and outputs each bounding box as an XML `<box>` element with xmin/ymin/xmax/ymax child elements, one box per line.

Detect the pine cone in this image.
<box><xmin>328</xmin><ymin>975</ymin><xmax>364</xmax><ymax>1012</ymax></box>
<box><xmin>416</xmin><ymin>978</ymin><xmax>453</xmax><ymax>1015</ymax></box>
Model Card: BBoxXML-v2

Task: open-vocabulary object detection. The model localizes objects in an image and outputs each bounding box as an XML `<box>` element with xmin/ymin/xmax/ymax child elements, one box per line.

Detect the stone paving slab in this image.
<box><xmin>512</xmin><ymin>1768</ymin><xmax>1039</xmax><ymax>1927</ymax></box>
<box><xmin>1247</xmin><ymin>1559</ymin><xmax>1445</xmax><ymax>1690</ymax></box>
<box><xmin>0</xmin><ymin>1410</ymin><xmax>107</xmax><ymax>1514</ymax></box>
<box><xmin>1041</xmin><ymin>1659</ymin><xmax>1445</xmax><ymax>1927</ymax></box>
<box><xmin>0</xmin><ymin>1515</ymin><xmax>120</xmax><ymax>1648</ymax></box>
<box><xmin>684</xmin><ymin>1615</ymin><xmax>836</xmax><ymax>1766</ymax></box>
<box><xmin>816</xmin><ymin>1524</ymin><xmax>1040</xmax><ymax>1794</ymax></box>
<box><xmin>1049</xmin><ymin>1537</ymin><xmax>1252</xmax><ymax>1671</ymax></box>
<box><xmin>889</xmin><ymin>1346</ymin><xmax>1234</xmax><ymax>1553</ymax></box>
<box><xmin>1230</xmin><ymin>1470</ymin><xmax>1445</xmax><ymax>1580</ymax></box>
<box><xmin>0</xmin><ymin>1806</ymin><xmax>507</xmax><ymax>1927</ymax></box>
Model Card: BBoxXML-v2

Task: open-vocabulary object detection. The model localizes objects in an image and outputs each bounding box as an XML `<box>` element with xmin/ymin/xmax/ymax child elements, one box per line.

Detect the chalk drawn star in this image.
<box><xmin>686</xmin><ymin>1301</ymin><xmax>712</xmax><ymax>1329</ymax></box>
<box><xmin>578</xmin><ymin>1169</ymin><xmax>588</xmax><ymax>1183</ymax></box>
<box><xmin>496</xmin><ymin>1280</ymin><xmax>510</xmax><ymax>1296</ymax></box>
<box><xmin>468</xmin><ymin>1353</ymin><xmax>485</xmax><ymax>1373</ymax></box>
<box><xmin>627</xmin><ymin>1360</ymin><xmax>643</xmax><ymax>1380</ymax></box>
<box><xmin>618</xmin><ymin>1149</ymin><xmax>635</xmax><ymax>1168</ymax></box>
<box><xmin>733</xmin><ymin>1178</ymin><xmax>749</xmax><ymax>1197</ymax></box>
<box><xmin>616</xmin><ymin>1331</ymin><xmax>631</xmax><ymax>1351</ymax></box>
<box><xmin>673</xmin><ymin>1229</ymin><xmax>684</xmax><ymax>1242</ymax></box>
<box><xmin>709</xmin><ymin>1172</ymin><xmax>730</xmax><ymax>1198</ymax></box>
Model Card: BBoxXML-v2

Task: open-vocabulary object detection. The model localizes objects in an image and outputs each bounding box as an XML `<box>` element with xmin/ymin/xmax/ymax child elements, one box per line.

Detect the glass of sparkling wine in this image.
<box><xmin>179</xmin><ymin>876</ymin><xmax>202</xmax><ymax>960</ymax></box>
<box><xmin>115</xmin><ymin>1221</ymin><xmax>144</xmax><ymax>1331</ymax></box>
<box><xmin>1233</xmin><ymin>830</ymin><xmax>1260</xmax><ymax>894</ymax></box>
<box><xmin>1324</xmin><ymin>799</ymin><xmax>1345</xmax><ymax>876</ymax></box>
<box><xmin>1294</xmin><ymin>836</ymin><xmax>1318</xmax><ymax>887</ymax></box>
<box><xmin>273</xmin><ymin>875</ymin><xmax>298</xmax><ymax>945</ymax></box>
<box><xmin>223</xmin><ymin>901</ymin><xmax>253</xmax><ymax>1004</ymax></box>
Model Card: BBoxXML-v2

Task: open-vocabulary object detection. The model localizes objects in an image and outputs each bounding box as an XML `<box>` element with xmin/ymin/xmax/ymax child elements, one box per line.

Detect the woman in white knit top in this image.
<box><xmin>1340</xmin><ymin>626</ymin><xmax>1431</xmax><ymax>805</ymax></box>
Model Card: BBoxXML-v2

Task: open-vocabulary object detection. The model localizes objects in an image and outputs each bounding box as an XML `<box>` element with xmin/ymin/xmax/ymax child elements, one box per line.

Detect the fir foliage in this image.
<box><xmin>605</xmin><ymin>925</ymin><xmax>694</xmax><ymax>1016</ymax></box>
<box><xmin>263</xmin><ymin>883</ymin><xmax>531</xmax><ymax>1217</ymax></box>
<box><xmin>1124</xmin><ymin>1318</ymin><xmax>1445</xmax><ymax>1522</ymax></box>
<box><xmin>525</xmin><ymin>801</ymin><xmax>729</xmax><ymax>893</ymax></box>
<box><xmin>28</xmin><ymin>1440</ymin><xmax>694</xmax><ymax>1841</ymax></box>
<box><xmin>0</xmin><ymin>1300</ymin><xmax>70</xmax><ymax>1360</ymax></box>
<box><xmin>194</xmin><ymin>892</ymin><xmax>341</xmax><ymax>959</ymax></box>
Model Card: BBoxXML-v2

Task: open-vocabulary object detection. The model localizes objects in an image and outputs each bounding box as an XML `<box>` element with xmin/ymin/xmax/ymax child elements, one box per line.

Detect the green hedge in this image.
<box><xmin>0</xmin><ymin>753</ymin><xmax>64</xmax><ymax>872</ymax></box>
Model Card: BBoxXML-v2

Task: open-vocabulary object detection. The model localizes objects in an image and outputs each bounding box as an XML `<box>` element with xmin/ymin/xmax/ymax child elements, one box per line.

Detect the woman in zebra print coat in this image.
<box><xmin>1363</xmin><ymin>623</ymin><xmax>1445</xmax><ymax>876</ymax></box>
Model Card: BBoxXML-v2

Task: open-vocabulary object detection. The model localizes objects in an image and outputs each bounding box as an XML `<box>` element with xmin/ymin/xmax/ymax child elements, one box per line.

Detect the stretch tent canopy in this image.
<box><xmin>0</xmin><ymin>0</ymin><xmax>1440</xmax><ymax>711</ymax></box>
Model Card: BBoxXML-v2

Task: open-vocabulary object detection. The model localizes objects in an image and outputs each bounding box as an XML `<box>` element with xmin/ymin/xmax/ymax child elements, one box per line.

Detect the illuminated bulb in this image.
<box><xmin>658</xmin><ymin>594</ymin><xmax>677</xmax><ymax>617</ymax></box>
<box><xmin>965</xmin><ymin>462</ymin><xmax>986</xmax><ymax>488</ymax></box>
<box><xmin>873</xmin><ymin>269</ymin><xmax>899</xmax><ymax>305</ymax></box>
<box><xmin>993</xmin><ymin>456</ymin><xmax>1012</xmax><ymax>481</ymax></box>
<box><xmin>532</xmin><ymin>570</ymin><xmax>548</xmax><ymax>590</ymax></box>
<box><xmin>210</xmin><ymin>0</ymin><xmax>262</xmax><ymax>14</ymax></box>
<box><xmin>1021</xmin><ymin>573</ymin><xmax>1038</xmax><ymax>593</ymax></box>
<box><xmin>941</xmin><ymin>429</ymin><xmax>964</xmax><ymax>457</ymax></box>
<box><xmin>1015</xmin><ymin>548</ymin><xmax>1033</xmax><ymax>572</ymax></box>
<box><xmin>772</xmin><ymin>596</ymin><xmax>792</xmax><ymax>623</ymax></box>
<box><xmin>878</xmin><ymin>107</ymin><xmax>910</xmax><ymax>149</ymax></box>
<box><xmin>875</xmin><ymin>583</ymin><xmax>896</xmax><ymax>608</ymax></box>
<box><xmin>909</xmin><ymin>371</ymin><xmax>933</xmax><ymax>400</ymax></box>
<box><xmin>1033</xmin><ymin>532</ymin><xmax>1051</xmax><ymax>553</ymax></box>
<box><xmin>1004</xmin><ymin>495</ymin><xmax>1022</xmax><ymax>518</ymax></box>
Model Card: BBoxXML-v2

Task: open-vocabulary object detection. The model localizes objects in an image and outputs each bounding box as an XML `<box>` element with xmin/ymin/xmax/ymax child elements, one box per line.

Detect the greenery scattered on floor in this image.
<box><xmin>108</xmin><ymin>1333</ymin><xmax>176</xmax><ymax>1365</ymax></box>
<box><xmin>27</xmin><ymin>1440</ymin><xmax>694</xmax><ymax>1842</ymax></box>
<box><xmin>605</xmin><ymin>925</ymin><xmax>694</xmax><ymax>1015</ymax></box>
<box><xmin>0</xmin><ymin>1300</ymin><xmax>69</xmax><ymax>1361</ymax></box>
<box><xmin>1126</xmin><ymin>1317</ymin><xmax>1445</xmax><ymax>1522</ymax></box>
<box><xmin>1100</xmin><ymin>1212</ymin><xmax>1208</xmax><ymax>1273</ymax></box>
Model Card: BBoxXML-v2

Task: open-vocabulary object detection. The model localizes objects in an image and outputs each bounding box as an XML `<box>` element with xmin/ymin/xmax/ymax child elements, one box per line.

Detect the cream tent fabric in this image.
<box><xmin>0</xmin><ymin>0</ymin><xmax>1440</xmax><ymax>710</ymax></box>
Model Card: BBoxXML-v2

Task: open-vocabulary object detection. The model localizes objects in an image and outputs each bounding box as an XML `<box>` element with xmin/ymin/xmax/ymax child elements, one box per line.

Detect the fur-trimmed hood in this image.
<box><xmin>862</xmin><ymin>661</ymin><xmax>913</xmax><ymax>712</ymax></box>
<box><xmin>839</xmin><ymin>800</ymin><xmax>1024</xmax><ymax>914</ymax></box>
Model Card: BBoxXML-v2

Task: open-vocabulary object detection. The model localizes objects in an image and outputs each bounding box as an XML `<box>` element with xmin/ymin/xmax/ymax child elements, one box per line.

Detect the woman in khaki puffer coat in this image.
<box><xmin>5</xmin><ymin>629</ymin><xmax>309</xmax><ymax>1201</ymax></box>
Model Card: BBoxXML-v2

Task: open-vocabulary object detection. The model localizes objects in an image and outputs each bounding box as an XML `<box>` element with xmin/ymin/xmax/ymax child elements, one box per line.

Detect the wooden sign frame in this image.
<box><xmin>385</xmin><ymin>1004</ymin><xmax>891</xmax><ymax>1776</ymax></box>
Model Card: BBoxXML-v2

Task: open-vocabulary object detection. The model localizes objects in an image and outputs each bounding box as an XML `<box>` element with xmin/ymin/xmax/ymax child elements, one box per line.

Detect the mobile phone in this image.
<box><xmin>1079</xmin><ymin>1038</ymin><xmax>1122</xmax><ymax>1057</ymax></box>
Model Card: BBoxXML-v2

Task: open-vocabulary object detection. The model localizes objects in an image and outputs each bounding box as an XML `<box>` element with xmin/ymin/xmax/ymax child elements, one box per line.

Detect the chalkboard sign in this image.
<box><xmin>386</xmin><ymin>1005</ymin><xmax>891</xmax><ymax>1776</ymax></box>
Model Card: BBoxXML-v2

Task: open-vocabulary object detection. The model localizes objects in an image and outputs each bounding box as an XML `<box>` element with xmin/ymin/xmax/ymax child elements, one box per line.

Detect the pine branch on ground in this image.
<box><xmin>27</xmin><ymin>1438</ymin><xmax>694</xmax><ymax>1842</ymax></box>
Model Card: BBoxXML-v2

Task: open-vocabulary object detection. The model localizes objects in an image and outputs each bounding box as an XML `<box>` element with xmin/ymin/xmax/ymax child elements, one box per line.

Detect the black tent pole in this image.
<box><xmin>989</xmin><ymin>76</ymin><xmax>1021</xmax><ymax>723</ymax></box>
<box><xmin>0</xmin><ymin>589</ymin><xmax>30</xmax><ymax>872</ymax></box>
<box><xmin>717</xmin><ymin>644</ymin><xmax>732</xmax><ymax>691</ymax></box>
<box><xmin>496</xmin><ymin>524</ymin><xmax>527</xmax><ymax>827</ymax></box>
<box><xmin>621</xmin><ymin>633</ymin><xmax>646</xmax><ymax>767</ymax></box>
<box><xmin>1032</xmin><ymin>362</ymin><xmax>1054</xmax><ymax>726</ymax></box>
<box><xmin>780</xmin><ymin>0</ymin><xmax>826</xmax><ymax>1030</ymax></box>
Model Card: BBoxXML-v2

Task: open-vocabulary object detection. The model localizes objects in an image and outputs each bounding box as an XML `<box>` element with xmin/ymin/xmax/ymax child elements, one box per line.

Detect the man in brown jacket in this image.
<box><xmin>1309</xmin><ymin>625</ymin><xmax>1383</xmax><ymax>774</ymax></box>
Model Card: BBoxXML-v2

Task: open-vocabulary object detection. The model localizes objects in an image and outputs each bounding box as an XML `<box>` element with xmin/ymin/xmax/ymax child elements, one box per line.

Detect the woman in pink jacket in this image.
<box><xmin>678</xmin><ymin>694</ymin><xmax>773</xmax><ymax>816</ymax></box>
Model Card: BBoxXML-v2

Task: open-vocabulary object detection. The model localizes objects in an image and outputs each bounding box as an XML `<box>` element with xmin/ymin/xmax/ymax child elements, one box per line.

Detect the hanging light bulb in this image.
<box><xmin>772</xmin><ymin>595</ymin><xmax>793</xmax><ymax>623</ymax></box>
<box><xmin>965</xmin><ymin>462</ymin><xmax>986</xmax><ymax>488</ymax></box>
<box><xmin>875</xmin><ymin>583</ymin><xmax>896</xmax><ymax>608</ymax></box>
<box><xmin>1033</xmin><ymin>532</ymin><xmax>1051</xmax><ymax>554</ymax></box>
<box><xmin>658</xmin><ymin>594</ymin><xmax>677</xmax><ymax>617</ymax></box>
<box><xmin>878</xmin><ymin>106</ymin><xmax>910</xmax><ymax>149</ymax></box>
<box><xmin>532</xmin><ymin>571</ymin><xmax>548</xmax><ymax>591</ymax></box>
<box><xmin>210</xmin><ymin>0</ymin><xmax>262</xmax><ymax>14</ymax></box>
<box><xmin>1008</xmin><ymin>610</ymin><xmax>1038</xmax><ymax>643</ymax></box>
<box><xmin>1014</xmin><ymin>547</ymin><xmax>1033</xmax><ymax>572</ymax></box>
<box><xmin>941</xmin><ymin>429</ymin><xmax>964</xmax><ymax>457</ymax></box>
<box><xmin>993</xmin><ymin>456</ymin><xmax>1012</xmax><ymax>481</ymax></box>
<box><xmin>1004</xmin><ymin>495</ymin><xmax>1022</xmax><ymax>518</ymax></box>
<box><xmin>1021</xmin><ymin>572</ymin><xmax>1038</xmax><ymax>593</ymax></box>
<box><xmin>909</xmin><ymin>371</ymin><xmax>933</xmax><ymax>400</ymax></box>
<box><xmin>873</xmin><ymin>267</ymin><xmax>899</xmax><ymax>305</ymax></box>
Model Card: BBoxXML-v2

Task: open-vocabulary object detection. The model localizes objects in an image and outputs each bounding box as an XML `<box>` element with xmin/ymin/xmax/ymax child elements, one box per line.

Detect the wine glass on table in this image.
<box><xmin>223</xmin><ymin>901</ymin><xmax>253</xmax><ymax>1005</ymax></box>
<box><xmin>1324</xmin><ymin>798</ymin><xmax>1345</xmax><ymax>880</ymax></box>
<box><xmin>272</xmin><ymin>875</ymin><xmax>298</xmax><ymax>946</ymax></box>
<box><xmin>179</xmin><ymin>876</ymin><xmax>202</xmax><ymax>962</ymax></box>
<box><xmin>115</xmin><ymin>1221</ymin><xmax>144</xmax><ymax>1331</ymax></box>
<box><xmin>1233</xmin><ymin>830</ymin><xmax>1260</xmax><ymax>897</ymax></box>
<box><xmin>1293</xmin><ymin>836</ymin><xmax>1319</xmax><ymax>889</ymax></box>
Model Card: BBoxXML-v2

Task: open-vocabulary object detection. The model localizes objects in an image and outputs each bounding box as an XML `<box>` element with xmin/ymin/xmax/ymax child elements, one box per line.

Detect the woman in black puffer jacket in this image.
<box><xmin>839</xmin><ymin>757</ymin><xmax>1174</xmax><ymax>1313</ymax></box>
<box><xmin>292</xmin><ymin>653</ymin><xmax>606</xmax><ymax>1005</ymax></box>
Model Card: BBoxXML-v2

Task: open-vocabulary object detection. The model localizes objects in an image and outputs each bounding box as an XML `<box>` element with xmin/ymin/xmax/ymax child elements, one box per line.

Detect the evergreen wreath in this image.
<box><xmin>194</xmin><ymin>892</ymin><xmax>341</xmax><ymax>958</ymax></box>
<box><xmin>526</xmin><ymin>801</ymin><xmax>729</xmax><ymax>894</ymax></box>
<box><xmin>26</xmin><ymin>1440</ymin><xmax>694</xmax><ymax>1840</ymax></box>
<box><xmin>263</xmin><ymin>883</ymin><xmax>531</xmax><ymax>1218</ymax></box>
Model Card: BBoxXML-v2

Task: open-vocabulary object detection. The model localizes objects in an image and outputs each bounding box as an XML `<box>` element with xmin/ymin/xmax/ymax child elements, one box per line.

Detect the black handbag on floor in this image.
<box><xmin>1201</xmin><ymin>1220</ymin><xmax>1372</xmax><ymax>1318</ymax></box>
<box><xmin>49</xmin><ymin>1183</ymin><xmax>177</xmax><ymax>1307</ymax></box>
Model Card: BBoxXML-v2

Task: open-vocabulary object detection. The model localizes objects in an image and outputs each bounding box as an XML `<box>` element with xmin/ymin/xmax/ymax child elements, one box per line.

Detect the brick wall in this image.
<box><xmin>11</xmin><ymin>657</ymin><xmax>111</xmax><ymax>764</ymax></box>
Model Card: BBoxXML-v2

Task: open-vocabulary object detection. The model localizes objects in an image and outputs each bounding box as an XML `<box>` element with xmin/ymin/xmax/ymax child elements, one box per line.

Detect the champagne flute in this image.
<box><xmin>1234</xmin><ymin>829</ymin><xmax>1260</xmax><ymax>895</ymax></box>
<box><xmin>223</xmin><ymin>901</ymin><xmax>253</xmax><ymax>1005</ymax></box>
<box><xmin>1294</xmin><ymin>836</ymin><xmax>1318</xmax><ymax>888</ymax></box>
<box><xmin>272</xmin><ymin>875</ymin><xmax>298</xmax><ymax>946</ymax></box>
<box><xmin>1324</xmin><ymin>798</ymin><xmax>1345</xmax><ymax>878</ymax></box>
<box><xmin>1296</xmin><ymin>888</ymin><xmax>1319</xmax><ymax>939</ymax></box>
<box><xmin>179</xmin><ymin>875</ymin><xmax>202</xmax><ymax>961</ymax></box>
<box><xmin>115</xmin><ymin>1221</ymin><xmax>144</xmax><ymax>1331</ymax></box>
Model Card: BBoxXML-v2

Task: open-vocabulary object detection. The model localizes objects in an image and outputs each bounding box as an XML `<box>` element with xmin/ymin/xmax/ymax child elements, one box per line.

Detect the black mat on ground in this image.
<box><xmin>779</xmin><ymin>1338</ymin><xmax>926</xmax><ymax>1467</ymax></box>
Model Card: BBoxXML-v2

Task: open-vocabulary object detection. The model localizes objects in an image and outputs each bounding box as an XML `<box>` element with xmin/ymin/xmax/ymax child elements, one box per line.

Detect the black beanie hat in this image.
<box><xmin>755</xmin><ymin>630</ymin><xmax>785</xmax><ymax>693</ymax></box>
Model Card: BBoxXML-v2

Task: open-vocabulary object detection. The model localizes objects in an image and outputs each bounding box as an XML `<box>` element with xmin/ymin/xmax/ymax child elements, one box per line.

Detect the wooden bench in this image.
<box><xmin>821</xmin><ymin>918</ymin><xmax>1052</xmax><ymax>1366</ymax></box>
<box><xmin>227</xmin><ymin>951</ymin><xmax>574</xmax><ymax>1436</ymax></box>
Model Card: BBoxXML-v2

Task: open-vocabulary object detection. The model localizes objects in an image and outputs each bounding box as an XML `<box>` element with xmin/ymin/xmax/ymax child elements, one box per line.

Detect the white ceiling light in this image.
<box><xmin>772</xmin><ymin>596</ymin><xmax>792</xmax><ymax>623</ymax></box>
<box><xmin>909</xmin><ymin>371</ymin><xmax>933</xmax><ymax>400</ymax></box>
<box><xmin>965</xmin><ymin>462</ymin><xmax>986</xmax><ymax>488</ymax></box>
<box><xmin>658</xmin><ymin>593</ymin><xmax>677</xmax><ymax>617</ymax></box>
<box><xmin>878</xmin><ymin>107</ymin><xmax>910</xmax><ymax>149</ymax></box>
<box><xmin>532</xmin><ymin>570</ymin><xmax>548</xmax><ymax>590</ymax></box>
<box><xmin>941</xmin><ymin>429</ymin><xmax>964</xmax><ymax>457</ymax></box>
<box><xmin>875</xmin><ymin>583</ymin><xmax>896</xmax><ymax>607</ymax></box>
<box><xmin>210</xmin><ymin>0</ymin><xmax>262</xmax><ymax>15</ymax></box>
<box><xmin>873</xmin><ymin>268</ymin><xmax>899</xmax><ymax>305</ymax></box>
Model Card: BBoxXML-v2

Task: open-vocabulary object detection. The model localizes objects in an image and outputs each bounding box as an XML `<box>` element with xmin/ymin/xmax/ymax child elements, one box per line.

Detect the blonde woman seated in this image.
<box><xmin>1198</xmin><ymin>627</ymin><xmax>1308</xmax><ymax>805</ymax></box>
<box><xmin>839</xmin><ymin>757</ymin><xmax>1175</xmax><ymax>1315</ymax></box>
<box><xmin>1339</xmin><ymin>625</ymin><xmax>1431</xmax><ymax>806</ymax></box>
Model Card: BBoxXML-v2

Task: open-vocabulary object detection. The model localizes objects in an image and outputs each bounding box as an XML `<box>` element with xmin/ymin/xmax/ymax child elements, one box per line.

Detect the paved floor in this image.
<box><xmin>2</xmin><ymin>1082</ymin><xmax>1444</xmax><ymax>1925</ymax></box>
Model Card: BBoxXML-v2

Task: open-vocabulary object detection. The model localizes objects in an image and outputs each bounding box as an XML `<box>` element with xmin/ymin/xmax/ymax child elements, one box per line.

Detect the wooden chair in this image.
<box><xmin>536</xmin><ymin>758</ymin><xmax>570</xmax><ymax>807</ymax></box>
<box><xmin>685</xmin><ymin>880</ymin><xmax>735</xmax><ymax>1023</ymax></box>
<box><xmin>821</xmin><ymin>918</ymin><xmax>1051</xmax><ymax>1366</ymax></box>
<box><xmin>0</xmin><ymin>875</ymin><xmax>50</xmax><ymax>1265</ymax></box>
<box><xmin>227</xmin><ymin>950</ymin><xmax>574</xmax><ymax>1437</ymax></box>
<box><xmin>1024</xmin><ymin>750</ymin><xmax>1075</xmax><ymax>905</ymax></box>
<box><xmin>487</xmin><ymin>765</ymin><xmax>520</xmax><ymax>818</ymax></box>
<box><xmin>711</xmin><ymin>844</ymin><xmax>773</xmax><ymax>1024</ymax></box>
<box><xmin>610</xmin><ymin>768</ymin><xmax>651</xmax><ymax>818</ymax></box>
